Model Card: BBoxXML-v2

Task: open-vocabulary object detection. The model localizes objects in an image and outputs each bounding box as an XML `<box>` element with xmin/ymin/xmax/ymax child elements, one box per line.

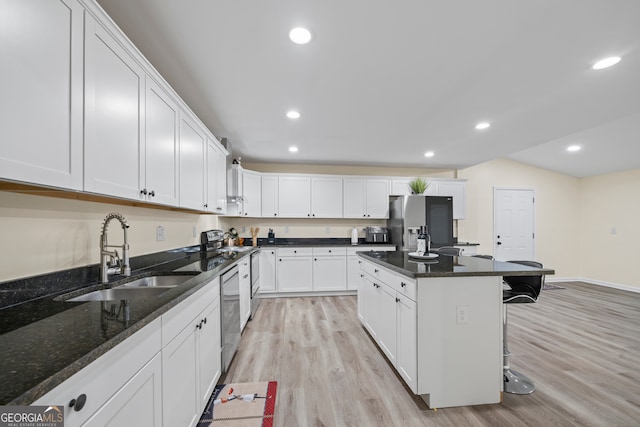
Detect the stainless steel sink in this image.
<box><xmin>219</xmin><ymin>246</ymin><xmax>253</xmax><ymax>253</ymax></box>
<box><xmin>62</xmin><ymin>274</ymin><xmax>198</xmax><ymax>302</ymax></box>
<box><xmin>66</xmin><ymin>286</ymin><xmax>171</xmax><ymax>302</ymax></box>
<box><xmin>118</xmin><ymin>275</ymin><xmax>195</xmax><ymax>288</ymax></box>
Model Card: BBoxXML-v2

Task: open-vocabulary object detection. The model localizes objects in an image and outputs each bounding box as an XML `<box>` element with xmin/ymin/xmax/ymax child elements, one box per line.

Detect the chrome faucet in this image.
<box><xmin>100</xmin><ymin>213</ymin><xmax>131</xmax><ymax>283</ymax></box>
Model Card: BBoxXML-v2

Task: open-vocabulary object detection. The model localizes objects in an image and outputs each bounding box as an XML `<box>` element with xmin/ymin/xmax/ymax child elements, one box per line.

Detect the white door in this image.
<box><xmin>243</xmin><ymin>171</ymin><xmax>262</xmax><ymax>217</ymax></box>
<box><xmin>179</xmin><ymin>115</ymin><xmax>206</xmax><ymax>210</ymax></box>
<box><xmin>261</xmin><ymin>176</ymin><xmax>279</xmax><ymax>217</ymax></box>
<box><xmin>494</xmin><ymin>188</ymin><xmax>535</xmax><ymax>261</ymax></box>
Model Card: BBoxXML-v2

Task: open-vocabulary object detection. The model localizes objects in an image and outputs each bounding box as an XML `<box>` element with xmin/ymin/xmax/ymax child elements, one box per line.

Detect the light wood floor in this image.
<box><xmin>224</xmin><ymin>282</ymin><xmax>640</xmax><ymax>426</ymax></box>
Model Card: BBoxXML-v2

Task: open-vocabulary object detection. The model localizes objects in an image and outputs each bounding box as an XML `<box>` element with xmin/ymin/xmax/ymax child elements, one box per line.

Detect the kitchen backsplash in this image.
<box><xmin>219</xmin><ymin>217</ymin><xmax>386</xmax><ymax>241</ymax></box>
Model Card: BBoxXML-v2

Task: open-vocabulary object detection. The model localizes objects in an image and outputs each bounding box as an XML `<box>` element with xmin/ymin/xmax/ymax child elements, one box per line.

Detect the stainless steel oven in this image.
<box><xmin>250</xmin><ymin>250</ymin><xmax>261</xmax><ymax>319</ymax></box>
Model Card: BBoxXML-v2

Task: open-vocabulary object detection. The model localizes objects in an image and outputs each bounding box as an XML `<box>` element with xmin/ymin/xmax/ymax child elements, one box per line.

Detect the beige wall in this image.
<box><xmin>457</xmin><ymin>159</ymin><xmax>581</xmax><ymax>279</ymax></box>
<box><xmin>219</xmin><ymin>217</ymin><xmax>386</xmax><ymax>242</ymax></box>
<box><xmin>0</xmin><ymin>191</ymin><xmax>218</xmax><ymax>282</ymax></box>
<box><xmin>578</xmin><ymin>169</ymin><xmax>640</xmax><ymax>289</ymax></box>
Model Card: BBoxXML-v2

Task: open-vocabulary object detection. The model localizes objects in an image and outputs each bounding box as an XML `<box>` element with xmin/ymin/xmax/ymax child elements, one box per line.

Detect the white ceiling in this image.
<box><xmin>96</xmin><ymin>0</ymin><xmax>640</xmax><ymax>178</ymax></box>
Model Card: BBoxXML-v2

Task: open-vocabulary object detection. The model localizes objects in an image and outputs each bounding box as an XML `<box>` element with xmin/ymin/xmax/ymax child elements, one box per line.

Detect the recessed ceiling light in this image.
<box><xmin>567</xmin><ymin>145</ymin><xmax>581</xmax><ymax>152</ymax></box>
<box><xmin>286</xmin><ymin>110</ymin><xmax>301</xmax><ymax>119</ymax></box>
<box><xmin>289</xmin><ymin>27</ymin><xmax>312</xmax><ymax>44</ymax></box>
<box><xmin>289</xmin><ymin>146</ymin><xmax>299</xmax><ymax>153</ymax></box>
<box><xmin>424</xmin><ymin>151</ymin><xmax>435</xmax><ymax>158</ymax></box>
<box><xmin>475</xmin><ymin>122</ymin><xmax>490</xmax><ymax>130</ymax></box>
<box><xmin>592</xmin><ymin>56</ymin><xmax>621</xmax><ymax>70</ymax></box>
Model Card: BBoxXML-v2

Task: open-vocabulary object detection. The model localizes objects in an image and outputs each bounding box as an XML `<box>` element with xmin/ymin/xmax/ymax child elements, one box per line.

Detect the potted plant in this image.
<box><xmin>408</xmin><ymin>177</ymin><xmax>430</xmax><ymax>194</ymax></box>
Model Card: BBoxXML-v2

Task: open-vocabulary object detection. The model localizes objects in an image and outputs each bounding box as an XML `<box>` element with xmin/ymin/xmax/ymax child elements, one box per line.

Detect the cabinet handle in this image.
<box><xmin>294</xmin><ymin>250</ymin><xmax>297</xmax><ymax>254</ymax></box>
<box><xmin>396</xmin><ymin>297</ymin><xmax>400</xmax><ymax>303</ymax></box>
<box><xmin>274</xmin><ymin>213</ymin><xmax>277</xmax><ymax>216</ymax></box>
<box><xmin>401</xmin><ymin>282</ymin><xmax>406</xmax><ymax>287</ymax></box>
<box><xmin>203</xmin><ymin>317</ymin><xmax>207</xmax><ymax>324</ymax></box>
<box><xmin>328</xmin><ymin>250</ymin><xmax>332</xmax><ymax>253</ymax></box>
<box><xmin>149</xmin><ymin>190</ymin><xmax>155</xmax><ymax>197</ymax></box>
<box><xmin>217</xmin><ymin>207</ymin><xmax>222</xmax><ymax>211</ymax></box>
<box><xmin>314</xmin><ymin>258</ymin><xmax>317</xmax><ymax>261</ymax></box>
<box><xmin>313</xmin><ymin>214</ymin><xmax>315</xmax><ymax>217</ymax></box>
<box><xmin>69</xmin><ymin>394</ymin><xmax>87</xmax><ymax>412</ymax></box>
<box><xmin>307</xmin><ymin>213</ymin><xmax>311</xmax><ymax>217</ymax></box>
<box><xmin>374</xmin><ymin>269</ymin><xmax>379</xmax><ymax>273</ymax></box>
<box><xmin>279</xmin><ymin>258</ymin><xmax>282</xmax><ymax>262</ymax></box>
<box><xmin>140</xmin><ymin>188</ymin><xmax>148</xmax><ymax>196</ymax></box>
<box><xmin>245</xmin><ymin>212</ymin><xmax>248</xmax><ymax>216</ymax></box>
<box><xmin>204</xmin><ymin>203</ymin><xmax>208</xmax><ymax>208</ymax></box>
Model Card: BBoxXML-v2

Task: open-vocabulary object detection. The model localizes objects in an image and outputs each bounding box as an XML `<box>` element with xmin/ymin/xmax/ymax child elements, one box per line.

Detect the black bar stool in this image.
<box><xmin>502</xmin><ymin>260</ymin><xmax>544</xmax><ymax>394</ymax></box>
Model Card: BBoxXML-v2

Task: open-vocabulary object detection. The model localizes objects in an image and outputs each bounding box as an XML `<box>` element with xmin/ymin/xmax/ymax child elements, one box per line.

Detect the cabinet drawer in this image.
<box><xmin>277</xmin><ymin>247</ymin><xmax>312</xmax><ymax>257</ymax></box>
<box><xmin>162</xmin><ymin>277</ymin><xmax>219</xmax><ymax>346</ymax></box>
<box><xmin>383</xmin><ymin>271</ymin><xmax>416</xmax><ymax>301</ymax></box>
<box><xmin>364</xmin><ymin>261</ymin><xmax>416</xmax><ymax>301</ymax></box>
<box><xmin>312</xmin><ymin>247</ymin><xmax>346</xmax><ymax>256</ymax></box>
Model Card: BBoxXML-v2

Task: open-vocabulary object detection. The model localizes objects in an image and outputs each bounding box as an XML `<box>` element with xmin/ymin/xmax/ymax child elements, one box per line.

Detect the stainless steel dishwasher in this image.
<box><xmin>220</xmin><ymin>266</ymin><xmax>241</xmax><ymax>374</ymax></box>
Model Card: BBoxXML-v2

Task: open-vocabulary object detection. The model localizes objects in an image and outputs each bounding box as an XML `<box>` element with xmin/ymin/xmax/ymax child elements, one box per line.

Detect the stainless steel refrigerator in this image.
<box><xmin>388</xmin><ymin>195</ymin><xmax>454</xmax><ymax>251</ymax></box>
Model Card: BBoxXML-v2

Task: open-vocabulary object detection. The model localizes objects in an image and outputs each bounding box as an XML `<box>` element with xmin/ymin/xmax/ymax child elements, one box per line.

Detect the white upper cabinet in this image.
<box><xmin>144</xmin><ymin>78</ymin><xmax>179</xmax><ymax>206</ymax></box>
<box><xmin>344</xmin><ymin>178</ymin><xmax>389</xmax><ymax>219</ymax></box>
<box><xmin>84</xmin><ymin>14</ymin><xmax>145</xmax><ymax>199</ymax></box>
<box><xmin>437</xmin><ymin>180</ymin><xmax>466</xmax><ymax>219</ymax></box>
<box><xmin>311</xmin><ymin>176</ymin><xmax>343</xmax><ymax>218</ymax></box>
<box><xmin>206</xmin><ymin>139</ymin><xmax>227</xmax><ymax>214</ymax></box>
<box><xmin>261</xmin><ymin>175</ymin><xmax>279</xmax><ymax>217</ymax></box>
<box><xmin>0</xmin><ymin>0</ymin><xmax>83</xmax><ymax>190</ymax></box>
<box><xmin>179</xmin><ymin>114</ymin><xmax>206</xmax><ymax>210</ymax></box>
<box><xmin>242</xmin><ymin>170</ymin><xmax>262</xmax><ymax>217</ymax></box>
<box><xmin>278</xmin><ymin>176</ymin><xmax>311</xmax><ymax>218</ymax></box>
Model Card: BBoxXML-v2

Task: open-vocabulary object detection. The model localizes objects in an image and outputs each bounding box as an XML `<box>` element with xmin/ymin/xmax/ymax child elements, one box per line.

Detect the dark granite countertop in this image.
<box><xmin>251</xmin><ymin>237</ymin><xmax>395</xmax><ymax>248</ymax></box>
<box><xmin>357</xmin><ymin>251</ymin><xmax>555</xmax><ymax>278</ymax></box>
<box><xmin>0</xmin><ymin>247</ymin><xmax>256</xmax><ymax>405</ymax></box>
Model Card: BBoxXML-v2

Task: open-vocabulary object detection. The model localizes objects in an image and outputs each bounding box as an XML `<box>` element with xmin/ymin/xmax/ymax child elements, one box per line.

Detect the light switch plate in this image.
<box><xmin>156</xmin><ymin>226</ymin><xmax>165</xmax><ymax>242</ymax></box>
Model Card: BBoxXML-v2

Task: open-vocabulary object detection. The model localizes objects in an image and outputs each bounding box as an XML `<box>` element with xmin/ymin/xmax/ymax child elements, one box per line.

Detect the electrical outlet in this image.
<box><xmin>192</xmin><ymin>226</ymin><xmax>197</xmax><ymax>238</ymax></box>
<box><xmin>156</xmin><ymin>226</ymin><xmax>165</xmax><ymax>242</ymax></box>
<box><xmin>325</xmin><ymin>227</ymin><xmax>330</xmax><ymax>234</ymax></box>
<box><xmin>611</xmin><ymin>227</ymin><xmax>617</xmax><ymax>235</ymax></box>
<box><xmin>285</xmin><ymin>226</ymin><xmax>289</xmax><ymax>234</ymax></box>
<box><xmin>456</xmin><ymin>305</ymin><xmax>469</xmax><ymax>324</ymax></box>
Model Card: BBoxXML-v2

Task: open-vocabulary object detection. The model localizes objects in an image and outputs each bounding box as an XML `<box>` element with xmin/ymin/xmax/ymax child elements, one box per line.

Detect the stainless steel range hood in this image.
<box><xmin>227</xmin><ymin>163</ymin><xmax>245</xmax><ymax>203</ymax></box>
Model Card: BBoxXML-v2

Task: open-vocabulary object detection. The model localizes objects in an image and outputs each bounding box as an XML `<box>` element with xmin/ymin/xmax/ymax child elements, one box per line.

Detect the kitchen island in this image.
<box><xmin>357</xmin><ymin>251</ymin><xmax>553</xmax><ymax>408</ymax></box>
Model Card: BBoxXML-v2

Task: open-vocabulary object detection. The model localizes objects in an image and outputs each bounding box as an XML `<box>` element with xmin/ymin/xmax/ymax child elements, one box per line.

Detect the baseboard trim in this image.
<box><xmin>548</xmin><ymin>277</ymin><xmax>640</xmax><ymax>294</ymax></box>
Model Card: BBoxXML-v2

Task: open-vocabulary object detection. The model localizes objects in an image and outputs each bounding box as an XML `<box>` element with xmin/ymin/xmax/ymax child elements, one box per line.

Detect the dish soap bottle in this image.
<box><xmin>351</xmin><ymin>227</ymin><xmax>358</xmax><ymax>245</ymax></box>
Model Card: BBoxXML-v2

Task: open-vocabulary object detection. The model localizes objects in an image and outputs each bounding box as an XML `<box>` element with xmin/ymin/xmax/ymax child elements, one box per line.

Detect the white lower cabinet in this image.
<box><xmin>162</xmin><ymin>278</ymin><xmax>221</xmax><ymax>427</ymax></box>
<box><xmin>360</xmin><ymin>259</ymin><xmax>418</xmax><ymax>393</ymax></box>
<box><xmin>259</xmin><ymin>249</ymin><xmax>277</xmax><ymax>292</ymax></box>
<box><xmin>396</xmin><ymin>293</ymin><xmax>417</xmax><ymax>392</ymax></box>
<box><xmin>312</xmin><ymin>247</ymin><xmax>347</xmax><ymax>291</ymax></box>
<box><xmin>239</xmin><ymin>259</ymin><xmax>251</xmax><ymax>331</ymax></box>
<box><xmin>83</xmin><ymin>354</ymin><xmax>162</xmax><ymax>427</ymax></box>
<box><xmin>276</xmin><ymin>248</ymin><xmax>313</xmax><ymax>292</ymax></box>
